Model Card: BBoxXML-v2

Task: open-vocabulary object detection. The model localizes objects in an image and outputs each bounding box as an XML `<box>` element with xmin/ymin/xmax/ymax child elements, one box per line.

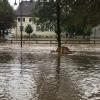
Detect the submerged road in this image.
<box><xmin>0</xmin><ymin>44</ymin><xmax>100</xmax><ymax>100</ymax></box>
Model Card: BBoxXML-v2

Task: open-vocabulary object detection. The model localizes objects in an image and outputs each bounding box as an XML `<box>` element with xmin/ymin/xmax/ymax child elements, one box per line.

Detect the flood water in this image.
<box><xmin>0</xmin><ymin>44</ymin><xmax>100</xmax><ymax>100</ymax></box>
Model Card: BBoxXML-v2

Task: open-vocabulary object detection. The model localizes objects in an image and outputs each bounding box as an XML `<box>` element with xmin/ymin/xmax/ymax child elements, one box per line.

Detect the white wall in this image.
<box><xmin>11</xmin><ymin>17</ymin><xmax>36</xmax><ymax>37</ymax></box>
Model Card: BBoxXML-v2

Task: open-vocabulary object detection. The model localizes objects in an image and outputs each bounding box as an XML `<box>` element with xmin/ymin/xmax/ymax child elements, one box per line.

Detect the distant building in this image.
<box><xmin>11</xmin><ymin>0</ymin><xmax>56</xmax><ymax>38</ymax></box>
<box><xmin>91</xmin><ymin>25</ymin><xmax>100</xmax><ymax>39</ymax></box>
<box><xmin>11</xmin><ymin>0</ymin><xmax>36</xmax><ymax>38</ymax></box>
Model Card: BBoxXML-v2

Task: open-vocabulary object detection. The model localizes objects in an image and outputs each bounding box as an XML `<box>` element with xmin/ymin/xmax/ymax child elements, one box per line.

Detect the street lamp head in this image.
<box><xmin>14</xmin><ymin>0</ymin><xmax>17</xmax><ymax>5</ymax></box>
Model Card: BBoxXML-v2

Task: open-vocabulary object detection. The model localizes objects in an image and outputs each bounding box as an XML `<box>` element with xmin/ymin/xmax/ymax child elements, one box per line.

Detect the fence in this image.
<box><xmin>5</xmin><ymin>39</ymin><xmax>100</xmax><ymax>44</ymax></box>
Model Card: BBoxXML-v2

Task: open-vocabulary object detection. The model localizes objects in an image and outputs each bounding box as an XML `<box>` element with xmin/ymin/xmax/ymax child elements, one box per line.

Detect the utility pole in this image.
<box><xmin>20</xmin><ymin>0</ymin><xmax>23</xmax><ymax>48</ymax></box>
<box><xmin>14</xmin><ymin>0</ymin><xmax>23</xmax><ymax>47</ymax></box>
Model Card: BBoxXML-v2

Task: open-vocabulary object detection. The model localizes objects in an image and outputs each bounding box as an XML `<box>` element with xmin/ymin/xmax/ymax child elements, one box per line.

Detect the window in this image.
<box><xmin>23</xmin><ymin>18</ymin><xmax>25</xmax><ymax>22</ymax></box>
<box><xmin>29</xmin><ymin>18</ymin><xmax>32</xmax><ymax>22</ymax></box>
<box><xmin>18</xmin><ymin>18</ymin><xmax>20</xmax><ymax>22</ymax></box>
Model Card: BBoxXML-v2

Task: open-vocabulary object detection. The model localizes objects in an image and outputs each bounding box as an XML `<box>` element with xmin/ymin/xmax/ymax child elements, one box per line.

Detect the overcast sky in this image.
<box><xmin>8</xmin><ymin>0</ymin><xmax>36</xmax><ymax>9</ymax></box>
<box><xmin>9</xmin><ymin>0</ymin><xmax>37</xmax><ymax>9</ymax></box>
<box><xmin>8</xmin><ymin>0</ymin><xmax>19</xmax><ymax>9</ymax></box>
<box><xmin>8</xmin><ymin>0</ymin><xmax>32</xmax><ymax>9</ymax></box>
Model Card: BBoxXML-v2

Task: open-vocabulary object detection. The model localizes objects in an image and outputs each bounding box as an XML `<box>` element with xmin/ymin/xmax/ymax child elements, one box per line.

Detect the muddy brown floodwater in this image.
<box><xmin>0</xmin><ymin>44</ymin><xmax>100</xmax><ymax>100</ymax></box>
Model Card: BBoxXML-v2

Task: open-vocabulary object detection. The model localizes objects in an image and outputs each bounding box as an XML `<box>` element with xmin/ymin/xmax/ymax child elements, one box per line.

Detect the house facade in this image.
<box><xmin>11</xmin><ymin>0</ymin><xmax>36</xmax><ymax>38</ymax></box>
<box><xmin>10</xmin><ymin>0</ymin><xmax>58</xmax><ymax>38</ymax></box>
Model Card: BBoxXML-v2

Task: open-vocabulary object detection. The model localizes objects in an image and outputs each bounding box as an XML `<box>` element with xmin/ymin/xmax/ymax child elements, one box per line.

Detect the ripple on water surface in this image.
<box><xmin>0</xmin><ymin>44</ymin><xmax>100</xmax><ymax>100</ymax></box>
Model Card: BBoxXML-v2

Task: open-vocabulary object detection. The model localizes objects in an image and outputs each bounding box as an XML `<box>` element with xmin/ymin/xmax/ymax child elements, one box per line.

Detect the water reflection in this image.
<box><xmin>0</xmin><ymin>52</ymin><xmax>13</xmax><ymax>63</ymax></box>
<box><xmin>20</xmin><ymin>48</ymin><xmax>23</xmax><ymax>75</ymax></box>
<box><xmin>64</xmin><ymin>52</ymin><xmax>100</xmax><ymax>100</ymax></box>
<box><xmin>0</xmin><ymin>44</ymin><xmax>100</xmax><ymax>100</ymax></box>
<box><xmin>72</xmin><ymin>55</ymin><xmax>94</xmax><ymax>71</ymax></box>
<box><xmin>56</xmin><ymin>53</ymin><xmax>61</xmax><ymax>80</ymax></box>
<box><xmin>70</xmin><ymin>54</ymin><xmax>100</xmax><ymax>72</ymax></box>
<box><xmin>35</xmin><ymin>54</ymin><xmax>60</xmax><ymax>100</ymax></box>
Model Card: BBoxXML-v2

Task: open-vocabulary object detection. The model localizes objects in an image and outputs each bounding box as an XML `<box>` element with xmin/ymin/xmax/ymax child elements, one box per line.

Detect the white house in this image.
<box><xmin>11</xmin><ymin>0</ymin><xmax>36</xmax><ymax>38</ymax></box>
<box><xmin>11</xmin><ymin>0</ymin><xmax>57</xmax><ymax>39</ymax></box>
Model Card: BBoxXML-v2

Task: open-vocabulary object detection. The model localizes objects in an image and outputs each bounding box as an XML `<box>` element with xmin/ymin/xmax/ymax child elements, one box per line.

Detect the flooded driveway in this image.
<box><xmin>0</xmin><ymin>44</ymin><xmax>100</xmax><ymax>100</ymax></box>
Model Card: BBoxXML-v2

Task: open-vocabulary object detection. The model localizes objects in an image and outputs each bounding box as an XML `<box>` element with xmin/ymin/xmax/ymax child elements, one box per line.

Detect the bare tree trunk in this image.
<box><xmin>56</xmin><ymin>0</ymin><xmax>61</xmax><ymax>48</ymax></box>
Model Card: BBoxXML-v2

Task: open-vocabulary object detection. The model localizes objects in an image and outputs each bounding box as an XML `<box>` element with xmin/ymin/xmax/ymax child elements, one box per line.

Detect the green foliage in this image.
<box><xmin>25</xmin><ymin>24</ymin><xmax>33</xmax><ymax>35</ymax></box>
<box><xmin>33</xmin><ymin>0</ymin><xmax>100</xmax><ymax>36</ymax></box>
<box><xmin>0</xmin><ymin>0</ymin><xmax>15</xmax><ymax>33</ymax></box>
<box><xmin>66</xmin><ymin>0</ymin><xmax>100</xmax><ymax>27</ymax></box>
<box><xmin>84</xmin><ymin>26</ymin><xmax>92</xmax><ymax>36</ymax></box>
<box><xmin>32</xmin><ymin>0</ymin><xmax>56</xmax><ymax>31</ymax></box>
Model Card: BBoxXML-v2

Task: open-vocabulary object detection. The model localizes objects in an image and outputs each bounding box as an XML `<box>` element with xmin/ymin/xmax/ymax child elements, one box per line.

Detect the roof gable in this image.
<box><xmin>16</xmin><ymin>1</ymin><xmax>35</xmax><ymax>17</ymax></box>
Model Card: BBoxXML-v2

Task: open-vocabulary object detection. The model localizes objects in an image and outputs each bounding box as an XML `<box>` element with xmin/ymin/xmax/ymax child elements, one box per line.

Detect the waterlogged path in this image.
<box><xmin>0</xmin><ymin>44</ymin><xmax>100</xmax><ymax>100</ymax></box>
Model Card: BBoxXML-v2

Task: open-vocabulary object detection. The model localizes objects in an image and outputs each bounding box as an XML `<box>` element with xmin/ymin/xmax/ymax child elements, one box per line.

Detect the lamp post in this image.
<box><xmin>14</xmin><ymin>0</ymin><xmax>23</xmax><ymax>48</ymax></box>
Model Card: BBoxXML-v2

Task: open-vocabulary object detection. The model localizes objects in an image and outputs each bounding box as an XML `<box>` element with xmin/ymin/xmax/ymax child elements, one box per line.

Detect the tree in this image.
<box><xmin>83</xmin><ymin>26</ymin><xmax>92</xmax><ymax>39</ymax></box>
<box><xmin>60</xmin><ymin>0</ymin><xmax>100</xmax><ymax>38</ymax></box>
<box><xmin>25</xmin><ymin>25</ymin><xmax>33</xmax><ymax>40</ymax></box>
<box><xmin>33</xmin><ymin>0</ymin><xmax>100</xmax><ymax>39</ymax></box>
<box><xmin>33</xmin><ymin>0</ymin><xmax>63</xmax><ymax>47</ymax></box>
<box><xmin>0</xmin><ymin>0</ymin><xmax>15</xmax><ymax>38</ymax></box>
<box><xmin>33</xmin><ymin>0</ymin><xmax>56</xmax><ymax>31</ymax></box>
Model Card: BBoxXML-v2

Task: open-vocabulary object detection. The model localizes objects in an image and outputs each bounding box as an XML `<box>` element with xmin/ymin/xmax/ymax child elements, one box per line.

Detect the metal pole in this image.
<box><xmin>20</xmin><ymin>0</ymin><xmax>23</xmax><ymax>47</ymax></box>
<box><xmin>14</xmin><ymin>0</ymin><xmax>23</xmax><ymax>47</ymax></box>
